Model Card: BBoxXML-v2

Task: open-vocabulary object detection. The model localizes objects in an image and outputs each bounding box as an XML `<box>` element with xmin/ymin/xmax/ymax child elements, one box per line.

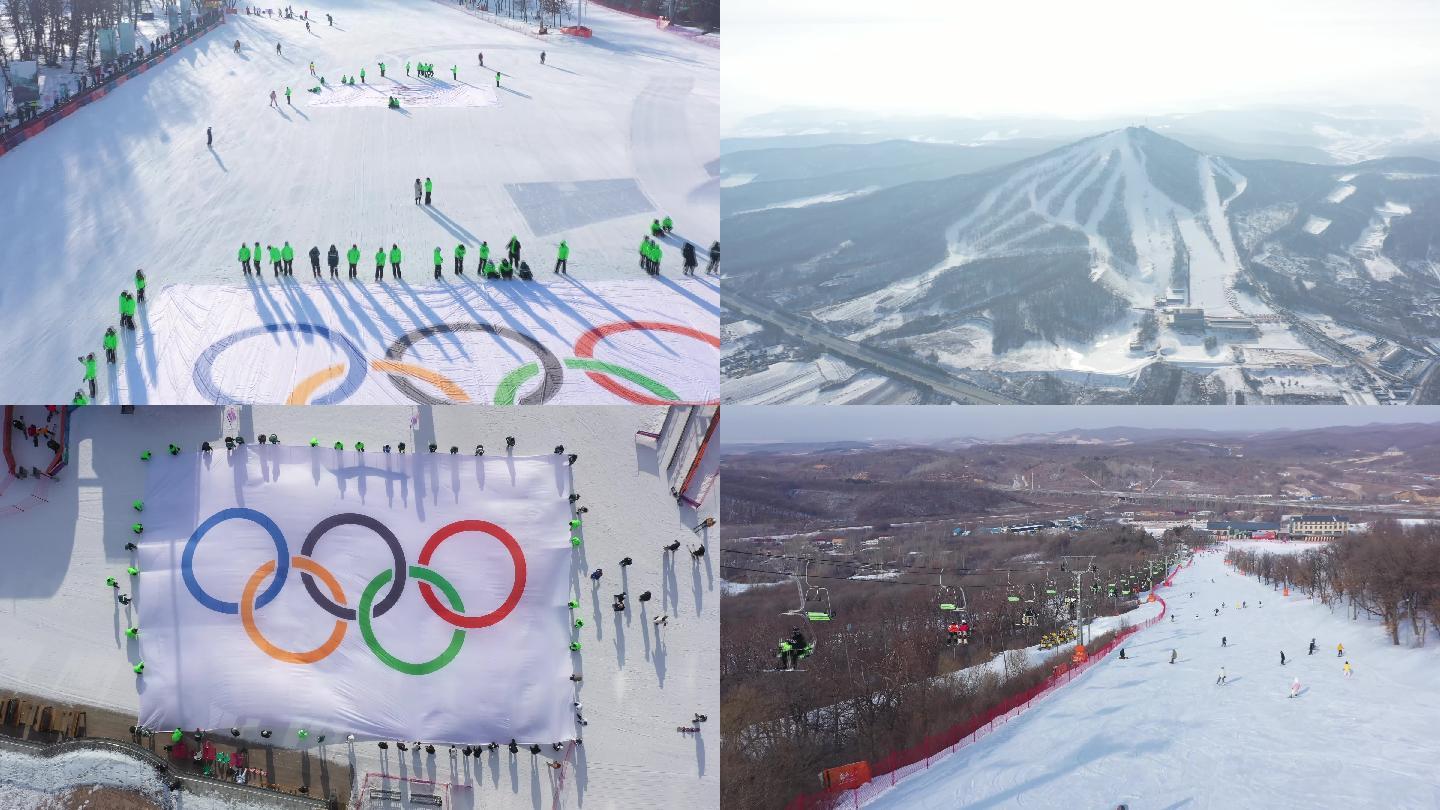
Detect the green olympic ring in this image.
<box><xmin>358</xmin><ymin>565</ymin><xmax>467</xmax><ymax>676</ymax></box>
<box><xmin>494</xmin><ymin>358</ymin><xmax>680</xmax><ymax>406</ymax></box>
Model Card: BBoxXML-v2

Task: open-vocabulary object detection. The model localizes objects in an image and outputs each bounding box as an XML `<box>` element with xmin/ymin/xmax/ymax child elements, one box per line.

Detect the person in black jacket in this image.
<box><xmin>327</xmin><ymin>245</ymin><xmax>340</xmax><ymax>279</ymax></box>
<box><xmin>308</xmin><ymin>245</ymin><xmax>322</xmax><ymax>278</ymax></box>
<box><xmin>706</xmin><ymin>240</ymin><xmax>720</xmax><ymax>275</ymax></box>
<box><xmin>682</xmin><ymin>242</ymin><xmax>698</xmax><ymax>276</ymax></box>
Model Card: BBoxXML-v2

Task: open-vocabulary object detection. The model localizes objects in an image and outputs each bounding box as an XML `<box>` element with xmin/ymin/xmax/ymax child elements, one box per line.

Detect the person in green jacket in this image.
<box><xmin>238</xmin><ymin>243</ymin><xmax>252</xmax><ymax>275</ymax></box>
<box><xmin>134</xmin><ymin>269</ymin><xmax>147</xmax><ymax>302</ymax></box>
<box><xmin>73</xmin><ymin>390</ymin><xmax>88</xmax><ymax>406</ymax></box>
<box><xmin>433</xmin><ymin>246</ymin><xmax>443</xmax><ymax>279</ymax></box>
<box><xmin>555</xmin><ymin>240</ymin><xmax>569</xmax><ymax>274</ymax></box>
<box><xmin>347</xmin><ymin>244</ymin><xmax>360</xmax><ymax>279</ymax></box>
<box><xmin>478</xmin><ymin>240</ymin><xmax>490</xmax><ymax>267</ymax></box>
<box><xmin>649</xmin><ymin>239</ymin><xmax>663</xmax><ymax>275</ymax></box>
<box><xmin>379</xmin><ymin>62</ymin><xmax>386</xmax><ymax>78</ymax></box>
<box><xmin>451</xmin><ymin>65</ymin><xmax>457</xmax><ymax>80</ymax></box>
<box><xmin>485</xmin><ymin>260</ymin><xmax>499</xmax><ymax>279</ymax></box>
<box><xmin>120</xmin><ymin>292</ymin><xmax>137</xmax><ymax>329</ymax></box>
<box><xmin>375</xmin><ymin>247</ymin><xmax>386</xmax><ymax>281</ymax></box>
<box><xmin>267</xmin><ymin>244</ymin><xmax>280</xmax><ymax>276</ymax></box>
<box><xmin>495</xmin><ymin>71</ymin><xmax>501</xmax><ymax>88</ymax></box>
<box><xmin>78</xmin><ymin>352</ymin><xmax>98</xmax><ymax>398</ymax></box>
<box><xmin>424</xmin><ymin>177</ymin><xmax>433</xmax><ymax>205</ymax></box>
<box><xmin>360</xmin><ymin>68</ymin><xmax>366</xmax><ymax>83</ymax></box>
<box><xmin>499</xmin><ymin>257</ymin><xmax>513</xmax><ymax>280</ymax></box>
<box><xmin>638</xmin><ymin>237</ymin><xmax>651</xmax><ymax>274</ymax></box>
<box><xmin>281</xmin><ymin>242</ymin><xmax>295</xmax><ymax>275</ymax></box>
<box><xmin>454</xmin><ymin>243</ymin><xmax>466</xmax><ymax>274</ymax></box>
<box><xmin>405</xmin><ymin>61</ymin><xmax>411</xmax><ymax>77</ymax></box>
<box><xmin>285</xmin><ymin>86</ymin><xmax>292</xmax><ymax>105</ymax></box>
<box><xmin>103</xmin><ymin>327</ymin><xmax>118</xmax><ymax>364</ymax></box>
<box><xmin>389</xmin><ymin>244</ymin><xmax>402</xmax><ymax>278</ymax></box>
<box><xmin>662</xmin><ymin>215</ymin><xmax>673</xmax><ymax>233</ymax></box>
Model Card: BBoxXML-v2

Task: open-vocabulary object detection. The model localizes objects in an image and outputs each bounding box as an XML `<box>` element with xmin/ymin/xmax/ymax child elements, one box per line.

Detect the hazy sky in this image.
<box><xmin>724</xmin><ymin>0</ymin><xmax>1440</xmax><ymax>130</ymax></box>
<box><xmin>725</xmin><ymin>407</ymin><xmax>1440</xmax><ymax>444</ymax></box>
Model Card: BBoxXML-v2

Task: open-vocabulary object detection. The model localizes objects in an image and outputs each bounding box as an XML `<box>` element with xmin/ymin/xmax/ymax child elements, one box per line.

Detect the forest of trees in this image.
<box><xmin>722</xmin><ymin>526</ymin><xmax>1197</xmax><ymax>809</ymax></box>
<box><xmin>1227</xmin><ymin>520</ymin><xmax>1440</xmax><ymax>646</ymax></box>
<box><xmin>597</xmin><ymin>0</ymin><xmax>718</xmax><ymax>29</ymax></box>
<box><xmin>1</xmin><ymin>0</ymin><xmax>156</xmax><ymax>70</ymax></box>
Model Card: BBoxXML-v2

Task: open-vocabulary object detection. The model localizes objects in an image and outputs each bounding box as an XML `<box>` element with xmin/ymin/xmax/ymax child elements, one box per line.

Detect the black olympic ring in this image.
<box><xmin>382</xmin><ymin>322</ymin><xmax>563</xmax><ymax>406</ymax></box>
<box><xmin>299</xmin><ymin>513</ymin><xmax>408</xmax><ymax>620</ymax></box>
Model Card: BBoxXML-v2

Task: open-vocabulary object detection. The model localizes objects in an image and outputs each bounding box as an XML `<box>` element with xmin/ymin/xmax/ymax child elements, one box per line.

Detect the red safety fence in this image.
<box><xmin>0</xmin><ymin>11</ymin><xmax>224</xmax><ymax>159</ymax></box>
<box><xmin>784</xmin><ymin>564</ymin><xmax>1188</xmax><ymax>810</ymax></box>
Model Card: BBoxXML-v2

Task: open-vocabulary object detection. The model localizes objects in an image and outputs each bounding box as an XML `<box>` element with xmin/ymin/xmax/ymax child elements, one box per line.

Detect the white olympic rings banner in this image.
<box><xmin>136</xmin><ymin>446</ymin><xmax>574</xmax><ymax>744</ymax></box>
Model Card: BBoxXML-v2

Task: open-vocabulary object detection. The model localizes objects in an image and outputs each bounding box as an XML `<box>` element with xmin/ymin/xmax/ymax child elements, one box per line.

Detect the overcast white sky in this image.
<box><xmin>723</xmin><ymin>0</ymin><xmax>1440</xmax><ymax>131</ymax></box>
<box><xmin>725</xmin><ymin>407</ymin><xmax>1440</xmax><ymax>443</ymax></box>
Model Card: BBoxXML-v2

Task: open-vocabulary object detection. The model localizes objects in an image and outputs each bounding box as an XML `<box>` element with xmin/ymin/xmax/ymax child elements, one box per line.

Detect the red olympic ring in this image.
<box><xmin>573</xmin><ymin>321</ymin><xmax>720</xmax><ymax>405</ymax></box>
<box><xmin>417</xmin><ymin>520</ymin><xmax>527</xmax><ymax>629</ymax></box>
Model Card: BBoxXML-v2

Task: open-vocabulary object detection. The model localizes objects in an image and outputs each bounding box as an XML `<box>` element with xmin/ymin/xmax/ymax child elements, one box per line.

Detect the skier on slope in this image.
<box><xmin>1337</xmin><ymin>643</ymin><xmax>1344</xmax><ymax>657</ymax></box>
<box><xmin>276</xmin><ymin>42</ymin><xmax>282</xmax><ymax>56</ymax></box>
<box><xmin>327</xmin><ymin>244</ymin><xmax>340</xmax><ymax>279</ymax></box>
<box><xmin>1280</xmin><ymin>651</ymin><xmax>1286</xmax><ymax>666</ymax></box>
<box><xmin>309</xmin><ymin>245</ymin><xmax>321</xmax><ymax>278</ymax></box>
<box><xmin>1215</xmin><ymin>667</ymin><xmax>1226</xmax><ymax>685</ymax></box>
<box><xmin>1343</xmin><ymin>661</ymin><xmax>1353</xmax><ymax>677</ymax></box>
<box><xmin>1170</xmin><ymin>649</ymin><xmax>1177</xmax><ymax>664</ymax></box>
<box><xmin>1222</xmin><ymin>636</ymin><xmax>1227</xmax><ymax>647</ymax></box>
<box><xmin>478</xmin><ymin>51</ymin><xmax>484</xmax><ymax>66</ymax></box>
<box><xmin>451</xmin><ymin>65</ymin><xmax>457</xmax><ymax>80</ymax></box>
<box><xmin>495</xmin><ymin>71</ymin><xmax>501</xmax><ymax>87</ymax></box>
<box><xmin>270</xmin><ymin>89</ymin><xmax>278</xmax><ymax>107</ymax></box>
<box><xmin>285</xmin><ymin>86</ymin><xmax>292</xmax><ymax>105</ymax></box>
<box><xmin>1289</xmin><ymin>677</ymin><xmax>1301</xmax><ymax>698</ymax></box>
<box><xmin>1308</xmin><ymin>639</ymin><xmax>1317</xmax><ymax>655</ymax></box>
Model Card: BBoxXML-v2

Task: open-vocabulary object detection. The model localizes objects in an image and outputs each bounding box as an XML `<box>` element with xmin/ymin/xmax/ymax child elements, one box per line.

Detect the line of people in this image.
<box><xmin>639</xmin><ymin>216</ymin><xmax>720</xmax><ymax>276</ymax></box>
<box><xmin>236</xmin><ymin>237</ymin><xmax>555</xmax><ymax>282</ymax></box>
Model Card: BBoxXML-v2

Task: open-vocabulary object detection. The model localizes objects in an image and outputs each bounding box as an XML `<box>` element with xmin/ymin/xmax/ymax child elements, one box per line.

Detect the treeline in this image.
<box><xmin>2</xmin><ymin>0</ymin><xmax>151</xmax><ymax>69</ymax></box>
<box><xmin>596</xmin><ymin>0</ymin><xmax>718</xmax><ymax>29</ymax></box>
<box><xmin>1227</xmin><ymin>520</ymin><xmax>1440</xmax><ymax>646</ymax></box>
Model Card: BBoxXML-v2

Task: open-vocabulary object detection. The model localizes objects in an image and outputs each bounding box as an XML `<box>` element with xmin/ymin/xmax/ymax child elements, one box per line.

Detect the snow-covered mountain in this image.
<box><xmin>725</xmin><ymin>127</ymin><xmax>1440</xmax><ymax>357</ymax></box>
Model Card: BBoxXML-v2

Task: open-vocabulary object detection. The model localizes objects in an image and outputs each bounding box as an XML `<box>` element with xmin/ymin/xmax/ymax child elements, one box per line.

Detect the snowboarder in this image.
<box><xmin>414</xmin><ymin>178</ymin><xmax>422</xmax><ymax>205</ymax></box>
<box><xmin>78</xmin><ymin>353</ymin><xmax>97</xmax><ymax>397</ymax></box>
<box><xmin>374</xmin><ymin>247</ymin><xmax>386</xmax><ymax>281</ymax></box>
<box><xmin>134</xmin><ymin>269</ymin><xmax>146</xmax><ymax>303</ymax></box>
<box><xmin>433</xmin><ymin>246</ymin><xmax>444</xmax><ymax>279</ymax></box>
<box><xmin>103</xmin><ymin>327</ymin><xmax>118</xmax><ymax>364</ymax></box>
<box><xmin>347</xmin><ymin>244</ymin><xmax>360</xmax><ymax>279</ymax></box>
<box><xmin>1215</xmin><ymin>667</ymin><xmax>1226</xmax><ymax>685</ymax></box>
<box><xmin>238</xmin><ymin>243</ymin><xmax>251</xmax><ymax>275</ymax></box>
<box><xmin>327</xmin><ymin>244</ymin><xmax>340</xmax><ymax>278</ymax></box>
<box><xmin>389</xmin><ymin>244</ymin><xmax>402</xmax><ymax>278</ymax></box>
<box><xmin>682</xmin><ymin>242</ymin><xmax>698</xmax><ymax>275</ymax></box>
<box><xmin>1118</xmin><ymin>648</ymin><xmax>1126</xmax><ymax>660</ymax></box>
<box><xmin>707</xmin><ymin>240</ymin><xmax>719</xmax><ymax>275</ymax></box>
<box><xmin>1308</xmin><ymin>639</ymin><xmax>1316</xmax><ymax>655</ymax></box>
<box><xmin>1343</xmin><ymin>661</ymin><xmax>1352</xmax><ymax>677</ymax></box>
<box><xmin>454</xmin><ymin>243</ymin><xmax>466</xmax><ymax>274</ymax></box>
<box><xmin>207</xmin><ymin>126</ymin><xmax>213</xmax><ymax>147</ymax></box>
<box><xmin>1288</xmin><ymin>677</ymin><xmax>1301</xmax><ymax>698</ymax></box>
<box><xmin>425</xmin><ymin>177</ymin><xmax>433</xmax><ymax>205</ymax></box>
<box><xmin>309</xmin><ymin>245</ymin><xmax>322</xmax><ymax>277</ymax></box>
<box><xmin>1280</xmin><ymin>650</ymin><xmax>1286</xmax><ymax>666</ymax></box>
<box><xmin>1169</xmin><ymin>649</ymin><xmax>1177</xmax><ymax>664</ymax></box>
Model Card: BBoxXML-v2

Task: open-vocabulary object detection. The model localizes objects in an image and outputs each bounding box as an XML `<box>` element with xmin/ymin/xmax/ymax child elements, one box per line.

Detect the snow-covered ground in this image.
<box><xmin>864</xmin><ymin>546</ymin><xmax>1440</xmax><ymax>809</ymax></box>
<box><xmin>0</xmin><ymin>405</ymin><xmax>718</xmax><ymax>810</ymax></box>
<box><xmin>0</xmin><ymin>0</ymin><xmax>719</xmax><ymax>403</ymax></box>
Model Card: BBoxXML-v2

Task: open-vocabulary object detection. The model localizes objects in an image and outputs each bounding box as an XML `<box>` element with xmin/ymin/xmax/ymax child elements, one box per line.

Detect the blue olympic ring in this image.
<box><xmin>193</xmin><ymin>323</ymin><xmax>368</xmax><ymax>404</ymax></box>
<box><xmin>183</xmin><ymin>507</ymin><xmax>290</xmax><ymax>614</ymax></box>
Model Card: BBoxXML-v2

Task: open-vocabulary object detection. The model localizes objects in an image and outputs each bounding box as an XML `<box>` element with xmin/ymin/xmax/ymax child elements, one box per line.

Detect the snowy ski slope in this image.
<box><xmin>0</xmin><ymin>0</ymin><xmax>719</xmax><ymax>403</ymax></box>
<box><xmin>0</xmin><ymin>405</ymin><xmax>718</xmax><ymax>810</ymax></box>
<box><xmin>866</xmin><ymin>543</ymin><xmax>1440</xmax><ymax>809</ymax></box>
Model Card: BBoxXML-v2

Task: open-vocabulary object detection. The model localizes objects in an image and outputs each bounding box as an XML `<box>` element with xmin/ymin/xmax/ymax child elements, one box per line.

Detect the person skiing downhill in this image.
<box><xmin>405</xmin><ymin>61</ymin><xmax>411</xmax><ymax>76</ymax></box>
<box><xmin>414</xmin><ymin>178</ymin><xmax>422</xmax><ymax>205</ymax></box>
<box><xmin>1343</xmin><ymin>661</ymin><xmax>1353</xmax><ymax>677</ymax></box>
<box><xmin>309</xmin><ymin>245</ymin><xmax>321</xmax><ymax>278</ymax></box>
<box><xmin>1289</xmin><ymin>677</ymin><xmax>1301</xmax><ymax>698</ymax></box>
<box><xmin>327</xmin><ymin>244</ymin><xmax>340</xmax><ymax>278</ymax></box>
<box><xmin>1215</xmin><ymin>667</ymin><xmax>1227</xmax><ymax>685</ymax></box>
<box><xmin>347</xmin><ymin>244</ymin><xmax>360</xmax><ymax>279</ymax></box>
<box><xmin>451</xmin><ymin>65</ymin><xmax>457</xmax><ymax>80</ymax></box>
<box><xmin>276</xmin><ymin>42</ymin><xmax>281</xmax><ymax>55</ymax></box>
<box><xmin>1118</xmin><ymin>648</ymin><xmax>1127</xmax><ymax>660</ymax></box>
<box><xmin>360</xmin><ymin>68</ymin><xmax>366</xmax><ymax>83</ymax></box>
<box><xmin>1337</xmin><ymin>643</ymin><xmax>1344</xmax><ymax>657</ymax></box>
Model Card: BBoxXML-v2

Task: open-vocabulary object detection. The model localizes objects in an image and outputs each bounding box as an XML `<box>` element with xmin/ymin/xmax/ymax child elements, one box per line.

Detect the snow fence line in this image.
<box><xmin>0</xmin><ymin>11</ymin><xmax>224</xmax><ymax>159</ymax></box>
<box><xmin>787</xmin><ymin>566</ymin><xmax>1184</xmax><ymax>810</ymax></box>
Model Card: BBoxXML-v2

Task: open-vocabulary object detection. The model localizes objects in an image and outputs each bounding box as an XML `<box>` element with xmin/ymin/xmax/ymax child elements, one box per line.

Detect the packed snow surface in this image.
<box><xmin>864</xmin><ymin>545</ymin><xmax>1440</xmax><ymax>809</ymax></box>
<box><xmin>0</xmin><ymin>0</ymin><xmax>719</xmax><ymax>403</ymax></box>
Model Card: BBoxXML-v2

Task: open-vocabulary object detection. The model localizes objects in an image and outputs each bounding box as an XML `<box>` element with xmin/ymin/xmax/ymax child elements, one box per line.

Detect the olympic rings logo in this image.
<box><xmin>182</xmin><ymin>508</ymin><xmax>526</xmax><ymax>674</ymax></box>
<box><xmin>194</xmin><ymin>319</ymin><xmax>718</xmax><ymax>406</ymax></box>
